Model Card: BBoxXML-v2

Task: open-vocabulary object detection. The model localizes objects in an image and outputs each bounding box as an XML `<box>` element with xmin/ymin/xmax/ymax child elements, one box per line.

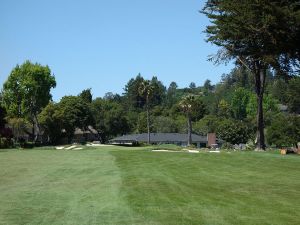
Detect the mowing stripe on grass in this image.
<box><xmin>0</xmin><ymin>149</ymin><xmax>141</xmax><ymax>225</ymax></box>
<box><xmin>112</xmin><ymin>150</ymin><xmax>300</xmax><ymax>225</ymax></box>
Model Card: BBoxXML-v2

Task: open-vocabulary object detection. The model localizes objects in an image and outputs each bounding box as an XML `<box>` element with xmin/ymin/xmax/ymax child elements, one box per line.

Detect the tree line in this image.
<box><xmin>0</xmin><ymin>61</ymin><xmax>299</xmax><ymax>148</ymax></box>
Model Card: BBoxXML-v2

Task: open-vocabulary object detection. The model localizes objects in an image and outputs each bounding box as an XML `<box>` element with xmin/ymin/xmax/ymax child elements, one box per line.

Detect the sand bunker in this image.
<box><xmin>188</xmin><ymin>150</ymin><xmax>199</xmax><ymax>153</ymax></box>
<box><xmin>152</xmin><ymin>149</ymin><xmax>181</xmax><ymax>153</ymax></box>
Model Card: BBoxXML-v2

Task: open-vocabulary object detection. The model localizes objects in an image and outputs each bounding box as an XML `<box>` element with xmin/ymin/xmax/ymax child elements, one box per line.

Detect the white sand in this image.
<box><xmin>152</xmin><ymin>150</ymin><xmax>171</xmax><ymax>152</ymax></box>
<box><xmin>65</xmin><ymin>145</ymin><xmax>77</xmax><ymax>150</ymax></box>
<box><xmin>152</xmin><ymin>150</ymin><xmax>182</xmax><ymax>153</ymax></box>
<box><xmin>188</xmin><ymin>150</ymin><xmax>199</xmax><ymax>153</ymax></box>
<box><xmin>86</xmin><ymin>144</ymin><xmax>115</xmax><ymax>147</ymax></box>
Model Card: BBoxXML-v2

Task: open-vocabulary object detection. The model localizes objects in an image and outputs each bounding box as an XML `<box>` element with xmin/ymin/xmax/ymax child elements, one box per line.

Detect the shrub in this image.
<box><xmin>80</xmin><ymin>140</ymin><xmax>87</xmax><ymax>145</ymax></box>
<box><xmin>266</xmin><ymin>114</ymin><xmax>300</xmax><ymax>147</ymax></box>
<box><xmin>217</xmin><ymin>119</ymin><xmax>254</xmax><ymax>144</ymax></box>
<box><xmin>20</xmin><ymin>142</ymin><xmax>35</xmax><ymax>149</ymax></box>
<box><xmin>0</xmin><ymin>137</ymin><xmax>14</xmax><ymax>149</ymax></box>
<box><xmin>221</xmin><ymin>142</ymin><xmax>234</xmax><ymax>150</ymax></box>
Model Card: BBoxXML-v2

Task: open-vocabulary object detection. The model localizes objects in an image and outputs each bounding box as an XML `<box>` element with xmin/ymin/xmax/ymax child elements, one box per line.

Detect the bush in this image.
<box><xmin>0</xmin><ymin>137</ymin><xmax>14</xmax><ymax>149</ymax></box>
<box><xmin>266</xmin><ymin>114</ymin><xmax>300</xmax><ymax>147</ymax></box>
<box><xmin>20</xmin><ymin>142</ymin><xmax>35</xmax><ymax>149</ymax></box>
<box><xmin>80</xmin><ymin>140</ymin><xmax>87</xmax><ymax>145</ymax></box>
<box><xmin>217</xmin><ymin>119</ymin><xmax>254</xmax><ymax>144</ymax></box>
<box><xmin>33</xmin><ymin>141</ymin><xmax>44</xmax><ymax>147</ymax></box>
<box><xmin>221</xmin><ymin>142</ymin><xmax>234</xmax><ymax>150</ymax></box>
<box><xmin>245</xmin><ymin>140</ymin><xmax>256</xmax><ymax>150</ymax></box>
<box><xmin>186</xmin><ymin>144</ymin><xmax>197</xmax><ymax>150</ymax></box>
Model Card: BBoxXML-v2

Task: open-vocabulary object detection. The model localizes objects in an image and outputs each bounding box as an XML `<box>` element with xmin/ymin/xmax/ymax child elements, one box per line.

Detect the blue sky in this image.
<box><xmin>0</xmin><ymin>0</ymin><xmax>233</xmax><ymax>101</ymax></box>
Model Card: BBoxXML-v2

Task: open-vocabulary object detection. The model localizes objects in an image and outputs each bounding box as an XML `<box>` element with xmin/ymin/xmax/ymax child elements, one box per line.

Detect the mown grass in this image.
<box><xmin>0</xmin><ymin>147</ymin><xmax>299</xmax><ymax>225</ymax></box>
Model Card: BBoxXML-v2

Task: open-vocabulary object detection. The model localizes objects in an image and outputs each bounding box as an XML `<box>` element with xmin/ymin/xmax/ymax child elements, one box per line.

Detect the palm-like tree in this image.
<box><xmin>179</xmin><ymin>94</ymin><xmax>197</xmax><ymax>146</ymax></box>
<box><xmin>138</xmin><ymin>80</ymin><xmax>154</xmax><ymax>144</ymax></box>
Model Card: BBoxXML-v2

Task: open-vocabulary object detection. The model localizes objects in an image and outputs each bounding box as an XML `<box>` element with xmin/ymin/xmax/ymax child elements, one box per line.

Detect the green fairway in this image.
<box><xmin>0</xmin><ymin>147</ymin><xmax>299</xmax><ymax>225</ymax></box>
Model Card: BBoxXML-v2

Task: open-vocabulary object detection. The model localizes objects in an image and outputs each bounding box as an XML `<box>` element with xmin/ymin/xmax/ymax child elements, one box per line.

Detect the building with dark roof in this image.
<box><xmin>73</xmin><ymin>126</ymin><xmax>99</xmax><ymax>143</ymax></box>
<box><xmin>110</xmin><ymin>133</ymin><xmax>220</xmax><ymax>148</ymax></box>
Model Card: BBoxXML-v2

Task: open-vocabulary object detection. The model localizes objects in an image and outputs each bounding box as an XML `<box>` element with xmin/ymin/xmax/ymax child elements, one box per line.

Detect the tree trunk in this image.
<box><xmin>33</xmin><ymin>114</ymin><xmax>40</xmax><ymax>142</ymax></box>
<box><xmin>187</xmin><ymin>113</ymin><xmax>192</xmax><ymax>146</ymax></box>
<box><xmin>146</xmin><ymin>97</ymin><xmax>150</xmax><ymax>144</ymax></box>
<box><xmin>254</xmin><ymin>62</ymin><xmax>266</xmax><ymax>150</ymax></box>
<box><xmin>31</xmin><ymin>122</ymin><xmax>35</xmax><ymax>142</ymax></box>
<box><xmin>256</xmin><ymin>92</ymin><xmax>265</xmax><ymax>150</ymax></box>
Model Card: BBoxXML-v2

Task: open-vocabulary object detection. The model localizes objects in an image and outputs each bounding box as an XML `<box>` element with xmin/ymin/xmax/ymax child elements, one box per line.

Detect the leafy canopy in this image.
<box><xmin>203</xmin><ymin>0</ymin><xmax>300</xmax><ymax>73</ymax></box>
<box><xmin>2</xmin><ymin>61</ymin><xmax>56</xmax><ymax>119</ymax></box>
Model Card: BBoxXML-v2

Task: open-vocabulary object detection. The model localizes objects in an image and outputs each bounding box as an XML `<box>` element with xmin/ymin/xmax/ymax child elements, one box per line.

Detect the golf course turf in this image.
<box><xmin>0</xmin><ymin>147</ymin><xmax>299</xmax><ymax>225</ymax></box>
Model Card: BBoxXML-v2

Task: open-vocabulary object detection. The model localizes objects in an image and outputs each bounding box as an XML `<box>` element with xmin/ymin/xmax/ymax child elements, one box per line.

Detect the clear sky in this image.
<box><xmin>0</xmin><ymin>0</ymin><xmax>233</xmax><ymax>101</ymax></box>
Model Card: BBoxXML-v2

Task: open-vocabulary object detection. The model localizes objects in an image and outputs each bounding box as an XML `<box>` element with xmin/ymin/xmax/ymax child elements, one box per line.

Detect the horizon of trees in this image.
<box><xmin>0</xmin><ymin>61</ymin><xmax>299</xmax><ymax>148</ymax></box>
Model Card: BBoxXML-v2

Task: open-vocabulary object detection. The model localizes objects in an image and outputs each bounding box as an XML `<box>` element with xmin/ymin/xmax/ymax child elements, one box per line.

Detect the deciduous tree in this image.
<box><xmin>56</xmin><ymin>96</ymin><xmax>94</xmax><ymax>143</ymax></box>
<box><xmin>2</xmin><ymin>61</ymin><xmax>56</xmax><ymax>141</ymax></box>
<box><xmin>38</xmin><ymin>102</ymin><xmax>63</xmax><ymax>144</ymax></box>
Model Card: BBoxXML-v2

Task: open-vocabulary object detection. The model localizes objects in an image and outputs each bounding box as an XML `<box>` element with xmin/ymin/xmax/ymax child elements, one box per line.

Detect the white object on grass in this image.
<box><xmin>188</xmin><ymin>150</ymin><xmax>199</xmax><ymax>153</ymax></box>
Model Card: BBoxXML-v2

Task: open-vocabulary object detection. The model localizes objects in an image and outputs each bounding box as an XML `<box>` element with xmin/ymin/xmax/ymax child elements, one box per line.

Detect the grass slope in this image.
<box><xmin>0</xmin><ymin>147</ymin><xmax>299</xmax><ymax>225</ymax></box>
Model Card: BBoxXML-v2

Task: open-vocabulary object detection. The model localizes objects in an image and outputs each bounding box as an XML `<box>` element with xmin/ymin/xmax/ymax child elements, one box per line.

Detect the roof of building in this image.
<box><xmin>110</xmin><ymin>133</ymin><xmax>208</xmax><ymax>143</ymax></box>
<box><xmin>74</xmin><ymin>126</ymin><xmax>98</xmax><ymax>135</ymax></box>
<box><xmin>278</xmin><ymin>104</ymin><xmax>288</xmax><ymax>111</ymax></box>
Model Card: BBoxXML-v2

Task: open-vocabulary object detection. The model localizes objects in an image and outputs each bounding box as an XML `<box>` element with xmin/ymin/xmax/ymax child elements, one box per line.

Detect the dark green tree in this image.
<box><xmin>103</xmin><ymin>92</ymin><xmax>122</xmax><ymax>102</ymax></box>
<box><xmin>189</xmin><ymin>82</ymin><xmax>196</xmax><ymax>89</ymax></box>
<box><xmin>202</xmin><ymin>0</ymin><xmax>300</xmax><ymax>149</ymax></box>
<box><xmin>285</xmin><ymin>77</ymin><xmax>300</xmax><ymax>114</ymax></box>
<box><xmin>0</xmin><ymin>105</ymin><xmax>6</xmax><ymax>129</ymax></box>
<box><xmin>166</xmin><ymin>82</ymin><xmax>178</xmax><ymax>106</ymax></box>
<box><xmin>269</xmin><ymin>78</ymin><xmax>288</xmax><ymax>103</ymax></box>
<box><xmin>79</xmin><ymin>88</ymin><xmax>93</xmax><ymax>103</ymax></box>
<box><xmin>150</xmin><ymin>76</ymin><xmax>166</xmax><ymax>106</ymax></box>
<box><xmin>194</xmin><ymin>115</ymin><xmax>220</xmax><ymax>136</ymax></box>
<box><xmin>136</xmin><ymin>112</ymin><xmax>150</xmax><ymax>133</ymax></box>
<box><xmin>222</xmin><ymin>67</ymin><xmax>255</xmax><ymax>90</ymax></box>
<box><xmin>203</xmin><ymin>79</ymin><xmax>214</xmax><ymax>95</ymax></box>
<box><xmin>56</xmin><ymin>96</ymin><xmax>94</xmax><ymax>143</ymax></box>
<box><xmin>38</xmin><ymin>102</ymin><xmax>63</xmax><ymax>144</ymax></box>
<box><xmin>91</xmin><ymin>98</ymin><xmax>130</xmax><ymax>142</ymax></box>
<box><xmin>152</xmin><ymin>116</ymin><xmax>179</xmax><ymax>133</ymax></box>
<box><xmin>124</xmin><ymin>74</ymin><xmax>145</xmax><ymax>109</ymax></box>
<box><xmin>217</xmin><ymin>119</ymin><xmax>254</xmax><ymax>145</ymax></box>
<box><xmin>266</xmin><ymin>114</ymin><xmax>300</xmax><ymax>147</ymax></box>
<box><xmin>217</xmin><ymin>99</ymin><xmax>231</xmax><ymax>118</ymax></box>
